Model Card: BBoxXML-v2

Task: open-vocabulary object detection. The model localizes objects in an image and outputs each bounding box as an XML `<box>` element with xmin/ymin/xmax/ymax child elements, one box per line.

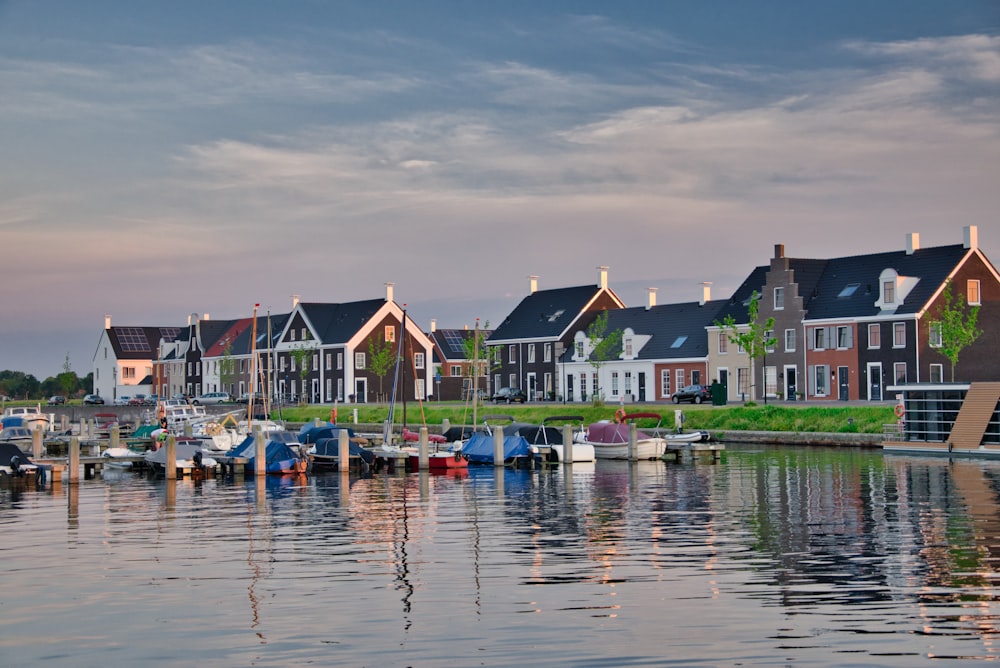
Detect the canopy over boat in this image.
<box><xmin>461</xmin><ymin>431</ymin><xmax>531</xmax><ymax>465</ymax></box>
<box><xmin>227</xmin><ymin>434</ymin><xmax>304</xmax><ymax>473</ymax></box>
<box><xmin>312</xmin><ymin>437</ymin><xmax>376</xmax><ymax>464</ymax></box>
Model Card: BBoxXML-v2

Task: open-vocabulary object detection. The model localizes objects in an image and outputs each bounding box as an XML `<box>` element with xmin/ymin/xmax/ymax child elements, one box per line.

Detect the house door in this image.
<box><xmin>566</xmin><ymin>375</ymin><xmax>574</xmax><ymax>402</ymax></box>
<box><xmin>838</xmin><ymin>366</ymin><xmax>849</xmax><ymax>401</ymax></box>
<box><xmin>527</xmin><ymin>373</ymin><xmax>537</xmax><ymax>401</ymax></box>
<box><xmin>354</xmin><ymin>378</ymin><xmax>367</xmax><ymax>403</ymax></box>
<box><xmin>867</xmin><ymin>363</ymin><xmax>882</xmax><ymax>401</ymax></box>
<box><xmin>784</xmin><ymin>366</ymin><xmax>797</xmax><ymax>401</ymax></box>
<box><xmin>638</xmin><ymin>373</ymin><xmax>646</xmax><ymax>402</ymax></box>
<box><xmin>718</xmin><ymin>368</ymin><xmax>729</xmax><ymax>401</ymax></box>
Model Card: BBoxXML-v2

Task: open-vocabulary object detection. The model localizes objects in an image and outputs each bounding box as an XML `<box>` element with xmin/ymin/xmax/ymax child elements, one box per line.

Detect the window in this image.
<box><xmin>450</xmin><ymin>364</ymin><xmax>462</xmax><ymax>376</ymax></box>
<box><xmin>337</xmin><ymin>352</ymin><xmax>343</xmax><ymax>369</ymax></box>
<box><xmin>300</xmin><ymin>328</ymin><xmax>307</xmax><ymax>340</ymax></box>
<box><xmin>624</xmin><ymin>336</ymin><xmax>633</xmax><ymax>357</ymax></box>
<box><xmin>326</xmin><ymin>353</ymin><xmax>332</xmax><ymax>370</ymax></box>
<box><xmin>544</xmin><ymin>343</ymin><xmax>552</xmax><ymax>362</ymax></box>
<box><xmin>122</xmin><ymin>367</ymin><xmax>136</xmax><ymax>379</ymax></box>
<box><xmin>929</xmin><ymin>322</ymin><xmax>942</xmax><ymax>347</ymax></box>
<box><xmin>280</xmin><ymin>357</ymin><xmax>286</xmax><ymax>372</ymax></box>
<box><xmin>894</xmin><ymin>362</ymin><xmax>907</xmax><ymax>384</ymax></box>
<box><xmin>661</xmin><ymin>370</ymin><xmax>671</xmax><ymax>397</ymax></box>
<box><xmin>624</xmin><ymin>372</ymin><xmax>633</xmax><ymax>397</ymax></box>
<box><xmin>576</xmin><ymin>341</ymin><xmax>585</xmax><ymax>359</ymax></box>
<box><xmin>355</xmin><ymin>352</ymin><xmax>366</xmax><ymax>369</ymax></box>
<box><xmin>313</xmin><ymin>353</ymin><xmax>319</xmax><ymax>371</ymax></box>
<box><xmin>968</xmin><ymin>279</ymin><xmax>981</xmax><ymax>305</ymax></box>
<box><xmin>868</xmin><ymin>323</ymin><xmax>881</xmax><ymax>349</ymax></box>
<box><xmin>837</xmin><ymin>326</ymin><xmax>853</xmax><ymax>349</ymax></box>
<box><xmin>290</xmin><ymin>329</ymin><xmax>295</xmax><ymax>342</ymax></box>
<box><xmin>671</xmin><ymin>336</ymin><xmax>688</xmax><ymax>348</ymax></box>
<box><xmin>893</xmin><ymin>322</ymin><xmax>906</xmax><ymax>348</ymax></box>
<box><xmin>838</xmin><ymin>283</ymin><xmax>860</xmax><ymax>298</ymax></box>
<box><xmin>508</xmin><ymin>345</ymin><xmax>516</xmax><ymax>363</ymax></box>
<box><xmin>591</xmin><ymin>374</ymin><xmax>598</xmax><ymax>399</ymax></box>
<box><xmin>765</xmin><ymin>330</ymin><xmax>775</xmax><ymax>353</ymax></box>
<box><xmin>415</xmin><ymin>379</ymin><xmax>425</xmax><ymax>401</ymax></box>
<box><xmin>676</xmin><ymin>369</ymin><xmax>685</xmax><ymax>392</ymax></box>
<box><xmin>883</xmin><ymin>281</ymin><xmax>895</xmax><ymax>304</ymax></box>
<box><xmin>509</xmin><ymin>374</ymin><xmax>517</xmax><ymax>390</ymax></box>
<box><xmin>527</xmin><ymin>345</ymin><xmax>536</xmax><ymax>364</ymax></box>
<box><xmin>544</xmin><ymin>373</ymin><xmax>552</xmax><ymax>397</ymax></box>
<box><xmin>774</xmin><ymin>287</ymin><xmax>785</xmax><ymax>310</ymax></box>
<box><xmin>611</xmin><ymin>372</ymin><xmax>619</xmax><ymax>396</ymax></box>
<box><xmin>718</xmin><ymin>332</ymin><xmax>728</xmax><ymax>354</ymax></box>
<box><xmin>494</xmin><ymin>374</ymin><xmax>501</xmax><ymax>393</ymax></box>
<box><xmin>290</xmin><ymin>357</ymin><xmax>296</xmax><ymax>373</ymax></box>
<box><xmin>785</xmin><ymin>329</ymin><xmax>796</xmax><ymax>352</ymax></box>
<box><xmin>414</xmin><ymin>352</ymin><xmax>425</xmax><ymax>369</ymax></box>
<box><xmin>737</xmin><ymin>368</ymin><xmax>749</xmax><ymax>397</ymax></box>
<box><xmin>929</xmin><ymin>364</ymin><xmax>943</xmax><ymax>383</ymax></box>
<box><xmin>692</xmin><ymin>370</ymin><xmax>701</xmax><ymax>385</ymax></box>
<box><xmin>764</xmin><ymin>366</ymin><xmax>777</xmax><ymax>396</ymax></box>
<box><xmin>813</xmin><ymin>365</ymin><xmax>829</xmax><ymax>396</ymax></box>
<box><xmin>813</xmin><ymin>327</ymin><xmax>827</xmax><ymax>350</ymax></box>
<box><xmin>385</xmin><ymin>325</ymin><xmax>396</xmax><ymax>343</ymax></box>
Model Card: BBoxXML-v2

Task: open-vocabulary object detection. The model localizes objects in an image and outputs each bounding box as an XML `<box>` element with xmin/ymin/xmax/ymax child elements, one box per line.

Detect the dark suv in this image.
<box><xmin>671</xmin><ymin>384</ymin><xmax>712</xmax><ymax>404</ymax></box>
<box><xmin>491</xmin><ymin>387</ymin><xmax>527</xmax><ymax>404</ymax></box>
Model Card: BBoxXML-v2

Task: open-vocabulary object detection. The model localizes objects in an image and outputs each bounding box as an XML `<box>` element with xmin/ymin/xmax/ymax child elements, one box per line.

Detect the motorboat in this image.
<box><xmin>0</xmin><ymin>426</ymin><xmax>35</xmax><ymax>449</ymax></box>
<box><xmin>144</xmin><ymin>439</ymin><xmax>218</xmax><ymax>475</ymax></box>
<box><xmin>517</xmin><ymin>415</ymin><xmax>594</xmax><ymax>463</ymax></box>
<box><xmin>579</xmin><ymin>412</ymin><xmax>708</xmax><ymax>460</ymax></box>
<box><xmin>0</xmin><ymin>442</ymin><xmax>39</xmax><ymax>481</ymax></box>
<box><xmin>224</xmin><ymin>431</ymin><xmax>307</xmax><ymax>475</ymax></box>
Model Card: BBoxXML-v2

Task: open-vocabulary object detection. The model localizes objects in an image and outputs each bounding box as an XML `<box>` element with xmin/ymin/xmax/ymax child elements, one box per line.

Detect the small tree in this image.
<box><xmin>585</xmin><ymin>310</ymin><xmax>623</xmax><ymax>406</ymax></box>
<box><xmin>460</xmin><ymin>320</ymin><xmax>494</xmax><ymax>399</ymax></box>
<box><xmin>367</xmin><ymin>332</ymin><xmax>397</xmax><ymax>403</ymax></box>
<box><xmin>716</xmin><ymin>291</ymin><xmax>776</xmax><ymax>403</ymax></box>
<box><xmin>933</xmin><ymin>279</ymin><xmax>983</xmax><ymax>381</ymax></box>
<box><xmin>289</xmin><ymin>333</ymin><xmax>316</xmax><ymax>404</ymax></box>
<box><xmin>218</xmin><ymin>339</ymin><xmax>238</xmax><ymax>397</ymax></box>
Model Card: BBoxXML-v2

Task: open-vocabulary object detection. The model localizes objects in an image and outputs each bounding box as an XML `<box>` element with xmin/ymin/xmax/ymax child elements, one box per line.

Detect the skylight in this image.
<box><xmin>838</xmin><ymin>283</ymin><xmax>860</xmax><ymax>298</ymax></box>
<box><xmin>670</xmin><ymin>335</ymin><xmax>688</xmax><ymax>348</ymax></box>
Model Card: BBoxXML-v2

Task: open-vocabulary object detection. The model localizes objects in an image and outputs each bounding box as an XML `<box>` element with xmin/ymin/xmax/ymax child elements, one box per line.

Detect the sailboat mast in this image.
<box><xmin>472</xmin><ymin>318</ymin><xmax>479</xmax><ymax>428</ymax></box>
<box><xmin>248</xmin><ymin>303</ymin><xmax>259</xmax><ymax>430</ymax></box>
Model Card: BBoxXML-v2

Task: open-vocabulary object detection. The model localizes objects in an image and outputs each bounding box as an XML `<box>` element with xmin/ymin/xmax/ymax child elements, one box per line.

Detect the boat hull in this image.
<box><xmin>589</xmin><ymin>438</ymin><xmax>667</xmax><ymax>460</ymax></box>
<box><xmin>408</xmin><ymin>452</ymin><xmax>469</xmax><ymax>470</ymax></box>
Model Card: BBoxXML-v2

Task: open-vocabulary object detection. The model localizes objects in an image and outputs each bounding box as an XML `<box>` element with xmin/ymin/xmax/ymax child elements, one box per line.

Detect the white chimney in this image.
<box><xmin>906</xmin><ymin>232</ymin><xmax>920</xmax><ymax>255</ymax></box>
<box><xmin>647</xmin><ymin>288</ymin><xmax>657</xmax><ymax>310</ymax></box>
<box><xmin>385</xmin><ymin>283</ymin><xmax>394</xmax><ymax>303</ymax></box>
<box><xmin>529</xmin><ymin>275</ymin><xmax>539</xmax><ymax>294</ymax></box>
<box><xmin>188</xmin><ymin>312</ymin><xmax>197</xmax><ymax>326</ymax></box>
<box><xmin>964</xmin><ymin>225</ymin><xmax>979</xmax><ymax>250</ymax></box>
<box><xmin>203</xmin><ymin>313</ymin><xmax>210</xmax><ymax>321</ymax></box>
<box><xmin>104</xmin><ymin>314</ymin><xmax>111</xmax><ymax>330</ymax></box>
<box><xmin>292</xmin><ymin>294</ymin><xmax>300</xmax><ymax>308</ymax></box>
<box><xmin>598</xmin><ymin>265</ymin><xmax>609</xmax><ymax>289</ymax></box>
<box><xmin>430</xmin><ymin>319</ymin><xmax>437</xmax><ymax>332</ymax></box>
<box><xmin>700</xmin><ymin>282</ymin><xmax>712</xmax><ymax>306</ymax></box>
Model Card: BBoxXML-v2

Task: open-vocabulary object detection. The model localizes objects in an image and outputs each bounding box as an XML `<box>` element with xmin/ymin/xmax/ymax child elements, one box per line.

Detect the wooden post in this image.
<box><xmin>254</xmin><ymin>428</ymin><xmax>266</xmax><ymax>476</ymax></box>
<box><xmin>110</xmin><ymin>425</ymin><xmax>120</xmax><ymax>450</ymax></box>
<box><xmin>32</xmin><ymin>425</ymin><xmax>44</xmax><ymax>460</ymax></box>
<box><xmin>418</xmin><ymin>427</ymin><xmax>429</xmax><ymax>470</ymax></box>
<box><xmin>562</xmin><ymin>424</ymin><xmax>573</xmax><ymax>464</ymax></box>
<box><xmin>68</xmin><ymin>436</ymin><xmax>80</xmax><ymax>484</ymax></box>
<box><xmin>628</xmin><ymin>421</ymin><xmax>637</xmax><ymax>461</ymax></box>
<box><xmin>166</xmin><ymin>434</ymin><xmax>177</xmax><ymax>480</ymax></box>
<box><xmin>493</xmin><ymin>427</ymin><xmax>504</xmax><ymax>467</ymax></box>
<box><xmin>60</xmin><ymin>414</ymin><xmax>68</xmax><ymax>433</ymax></box>
<box><xmin>338</xmin><ymin>428</ymin><xmax>350</xmax><ymax>471</ymax></box>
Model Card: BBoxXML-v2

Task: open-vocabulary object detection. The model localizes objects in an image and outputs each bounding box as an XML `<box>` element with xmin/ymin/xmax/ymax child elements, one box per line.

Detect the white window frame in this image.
<box><xmin>894</xmin><ymin>362</ymin><xmax>907</xmax><ymax>384</ymax></box>
<box><xmin>355</xmin><ymin>352</ymin><xmax>366</xmax><ymax>369</ymax></box>
<box><xmin>929</xmin><ymin>322</ymin><xmax>942</xmax><ymax>347</ymax></box>
<box><xmin>413</xmin><ymin>352</ymin><xmax>425</xmax><ymax>369</ymax></box>
<box><xmin>661</xmin><ymin>369</ymin><xmax>671</xmax><ymax>397</ymax></box>
<box><xmin>718</xmin><ymin>332</ymin><xmax>728</xmax><ymax>354</ymax></box>
<box><xmin>929</xmin><ymin>363</ymin><xmax>944</xmax><ymax>383</ymax></box>
<box><xmin>527</xmin><ymin>345</ymin><xmax>536</xmax><ymax>364</ymax></box>
<box><xmin>868</xmin><ymin>323</ymin><xmax>880</xmax><ymax>349</ymax></box>
<box><xmin>508</xmin><ymin>345</ymin><xmax>516</xmax><ymax>363</ymax></box>
<box><xmin>385</xmin><ymin>325</ymin><xmax>396</xmax><ymax>342</ymax></box>
<box><xmin>610</xmin><ymin>372</ymin><xmax>619</xmax><ymax>397</ymax></box>
<box><xmin>773</xmin><ymin>287</ymin><xmax>785</xmax><ymax>310</ymax></box>
<box><xmin>784</xmin><ymin>329</ymin><xmax>796</xmax><ymax>353</ymax></box>
<box><xmin>968</xmin><ymin>279</ymin><xmax>981</xmax><ymax>305</ymax></box>
<box><xmin>544</xmin><ymin>343</ymin><xmax>552</xmax><ymax>362</ymax></box>
<box><xmin>893</xmin><ymin>322</ymin><xmax>906</xmax><ymax>348</ymax></box>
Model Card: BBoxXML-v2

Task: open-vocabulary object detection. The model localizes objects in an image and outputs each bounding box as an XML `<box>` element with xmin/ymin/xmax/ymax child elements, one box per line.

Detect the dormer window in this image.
<box><xmin>624</xmin><ymin>337</ymin><xmax>633</xmax><ymax>357</ymax></box>
<box><xmin>883</xmin><ymin>281</ymin><xmax>895</xmax><ymax>304</ymax></box>
<box><xmin>575</xmin><ymin>341</ymin><xmax>584</xmax><ymax>358</ymax></box>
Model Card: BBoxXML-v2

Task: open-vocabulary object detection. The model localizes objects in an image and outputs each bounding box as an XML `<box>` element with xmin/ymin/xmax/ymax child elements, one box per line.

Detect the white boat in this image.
<box><xmin>580</xmin><ymin>412</ymin><xmax>709</xmax><ymax>460</ymax></box>
<box><xmin>0</xmin><ymin>427</ymin><xmax>35</xmax><ymax>449</ymax></box>
<box><xmin>102</xmin><ymin>447</ymin><xmax>135</xmax><ymax>470</ymax></box>
<box><xmin>144</xmin><ymin>440</ymin><xmax>218</xmax><ymax>474</ymax></box>
<box><xmin>2</xmin><ymin>406</ymin><xmax>51</xmax><ymax>433</ymax></box>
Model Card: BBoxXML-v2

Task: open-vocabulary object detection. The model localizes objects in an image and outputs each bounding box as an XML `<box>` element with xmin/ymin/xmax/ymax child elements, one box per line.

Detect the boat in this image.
<box><xmin>517</xmin><ymin>415</ymin><xmax>595</xmax><ymax>463</ymax></box>
<box><xmin>299</xmin><ymin>423</ymin><xmax>373</xmax><ymax>471</ymax></box>
<box><xmin>1</xmin><ymin>406</ymin><xmax>50</xmax><ymax>433</ymax></box>
<box><xmin>407</xmin><ymin>446</ymin><xmax>469</xmax><ymax>471</ymax></box>
<box><xmin>0</xmin><ymin>441</ymin><xmax>40</xmax><ymax>481</ymax></box>
<box><xmin>224</xmin><ymin>431</ymin><xmax>307</xmax><ymax>475</ymax></box>
<box><xmin>883</xmin><ymin>381</ymin><xmax>1000</xmax><ymax>457</ymax></box>
<box><xmin>0</xmin><ymin>426</ymin><xmax>35</xmax><ymax>449</ymax></box>
<box><xmin>461</xmin><ymin>418</ymin><xmax>533</xmax><ymax>467</ymax></box>
<box><xmin>143</xmin><ymin>439</ymin><xmax>218</xmax><ymax>475</ymax></box>
<box><xmin>101</xmin><ymin>447</ymin><xmax>136</xmax><ymax>470</ymax></box>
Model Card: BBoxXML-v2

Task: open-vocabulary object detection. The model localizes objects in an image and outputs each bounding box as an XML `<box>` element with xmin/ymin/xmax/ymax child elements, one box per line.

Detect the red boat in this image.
<box><xmin>408</xmin><ymin>450</ymin><xmax>468</xmax><ymax>470</ymax></box>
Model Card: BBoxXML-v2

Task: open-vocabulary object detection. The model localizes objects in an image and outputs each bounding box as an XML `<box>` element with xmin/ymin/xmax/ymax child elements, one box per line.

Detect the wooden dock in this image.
<box><xmin>664</xmin><ymin>441</ymin><xmax>725</xmax><ymax>462</ymax></box>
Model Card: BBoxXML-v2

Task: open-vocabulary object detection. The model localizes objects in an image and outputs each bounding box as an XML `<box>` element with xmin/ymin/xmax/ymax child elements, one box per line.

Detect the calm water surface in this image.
<box><xmin>2</xmin><ymin>445</ymin><xmax>999</xmax><ymax>667</ymax></box>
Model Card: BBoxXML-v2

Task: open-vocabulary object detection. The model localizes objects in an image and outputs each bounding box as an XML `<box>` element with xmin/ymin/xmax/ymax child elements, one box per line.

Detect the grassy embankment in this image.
<box><xmin>274</xmin><ymin>402</ymin><xmax>896</xmax><ymax>435</ymax></box>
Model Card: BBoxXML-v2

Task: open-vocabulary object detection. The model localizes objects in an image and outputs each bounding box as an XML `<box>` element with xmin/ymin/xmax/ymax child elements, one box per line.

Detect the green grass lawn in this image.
<box><xmin>274</xmin><ymin>401</ymin><xmax>895</xmax><ymax>435</ymax></box>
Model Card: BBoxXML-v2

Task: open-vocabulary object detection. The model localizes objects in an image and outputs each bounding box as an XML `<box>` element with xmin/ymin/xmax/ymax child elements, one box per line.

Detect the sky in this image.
<box><xmin>1</xmin><ymin>1</ymin><xmax>998</xmax><ymax>380</ymax></box>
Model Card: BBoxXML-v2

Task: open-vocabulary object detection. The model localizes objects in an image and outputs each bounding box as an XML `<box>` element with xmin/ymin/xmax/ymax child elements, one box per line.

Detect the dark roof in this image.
<box><xmin>197</xmin><ymin>320</ymin><xmax>236</xmax><ymax>353</ymax></box>
<box><xmin>430</xmin><ymin>328</ymin><xmax>494</xmax><ymax>362</ymax></box>
<box><xmin>803</xmin><ymin>244</ymin><xmax>969</xmax><ymax>320</ymax></box>
<box><xmin>108</xmin><ymin>326</ymin><xmax>183</xmax><ymax>360</ymax></box>
<box><xmin>300</xmin><ymin>299</ymin><xmax>387</xmax><ymax>344</ymax></box>
<box><xmin>220</xmin><ymin>313</ymin><xmax>291</xmax><ymax>355</ymax></box>
<box><xmin>489</xmin><ymin>285</ymin><xmax>614</xmax><ymax>343</ymax></box>
<box><xmin>712</xmin><ymin>266</ymin><xmax>771</xmax><ymax>324</ymax></box>
<box><xmin>560</xmin><ymin>300</ymin><xmax>726</xmax><ymax>362</ymax></box>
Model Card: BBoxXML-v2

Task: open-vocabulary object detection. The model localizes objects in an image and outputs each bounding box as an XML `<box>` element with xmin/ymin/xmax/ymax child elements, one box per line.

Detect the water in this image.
<box><xmin>2</xmin><ymin>445</ymin><xmax>999</xmax><ymax>667</ymax></box>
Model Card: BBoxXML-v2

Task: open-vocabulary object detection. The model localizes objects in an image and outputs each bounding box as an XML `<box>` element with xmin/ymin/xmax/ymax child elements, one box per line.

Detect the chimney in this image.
<box><xmin>430</xmin><ymin>318</ymin><xmax>437</xmax><ymax>333</ymax></box>
<box><xmin>385</xmin><ymin>283</ymin><xmax>394</xmax><ymax>303</ymax></box>
<box><xmin>292</xmin><ymin>294</ymin><xmax>300</xmax><ymax>308</ymax></box>
<box><xmin>203</xmin><ymin>313</ymin><xmax>210</xmax><ymax>321</ymax></box>
<box><xmin>700</xmin><ymin>282</ymin><xmax>712</xmax><ymax>306</ymax></box>
<box><xmin>104</xmin><ymin>314</ymin><xmax>111</xmax><ymax>330</ymax></box>
<box><xmin>188</xmin><ymin>312</ymin><xmax>197</xmax><ymax>326</ymax></box>
<box><xmin>647</xmin><ymin>288</ymin><xmax>658</xmax><ymax>310</ymax></box>
<box><xmin>598</xmin><ymin>265</ymin><xmax>609</xmax><ymax>289</ymax></box>
<box><xmin>964</xmin><ymin>225</ymin><xmax>979</xmax><ymax>250</ymax></box>
<box><xmin>774</xmin><ymin>244</ymin><xmax>784</xmax><ymax>259</ymax></box>
<box><xmin>529</xmin><ymin>275</ymin><xmax>538</xmax><ymax>294</ymax></box>
<box><xmin>906</xmin><ymin>233</ymin><xmax>920</xmax><ymax>255</ymax></box>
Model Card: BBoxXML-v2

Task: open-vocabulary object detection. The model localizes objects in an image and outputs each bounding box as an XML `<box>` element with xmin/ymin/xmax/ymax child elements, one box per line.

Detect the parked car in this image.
<box><xmin>671</xmin><ymin>384</ymin><xmax>712</xmax><ymax>404</ymax></box>
<box><xmin>236</xmin><ymin>392</ymin><xmax>264</xmax><ymax>404</ymax></box>
<box><xmin>129</xmin><ymin>394</ymin><xmax>147</xmax><ymax>406</ymax></box>
<box><xmin>491</xmin><ymin>387</ymin><xmax>527</xmax><ymax>404</ymax></box>
<box><xmin>191</xmin><ymin>392</ymin><xmax>231</xmax><ymax>405</ymax></box>
<box><xmin>114</xmin><ymin>396</ymin><xmax>131</xmax><ymax>406</ymax></box>
<box><xmin>47</xmin><ymin>395</ymin><xmax>66</xmax><ymax>405</ymax></box>
<box><xmin>144</xmin><ymin>394</ymin><xmax>159</xmax><ymax>406</ymax></box>
<box><xmin>83</xmin><ymin>394</ymin><xmax>105</xmax><ymax>405</ymax></box>
<box><xmin>171</xmin><ymin>393</ymin><xmax>191</xmax><ymax>402</ymax></box>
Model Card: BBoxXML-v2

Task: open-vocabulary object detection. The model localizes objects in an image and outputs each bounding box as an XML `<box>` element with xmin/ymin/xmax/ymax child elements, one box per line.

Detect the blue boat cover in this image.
<box><xmin>226</xmin><ymin>436</ymin><xmax>301</xmax><ymax>472</ymax></box>
<box><xmin>1</xmin><ymin>416</ymin><xmax>25</xmax><ymax>428</ymax></box>
<box><xmin>299</xmin><ymin>423</ymin><xmax>357</xmax><ymax>444</ymax></box>
<box><xmin>312</xmin><ymin>437</ymin><xmax>375</xmax><ymax>464</ymax></box>
<box><xmin>461</xmin><ymin>432</ymin><xmax>531</xmax><ymax>465</ymax></box>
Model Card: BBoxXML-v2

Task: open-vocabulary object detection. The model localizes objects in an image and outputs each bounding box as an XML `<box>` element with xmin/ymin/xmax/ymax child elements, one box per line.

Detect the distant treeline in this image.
<box><xmin>0</xmin><ymin>369</ymin><xmax>93</xmax><ymax>401</ymax></box>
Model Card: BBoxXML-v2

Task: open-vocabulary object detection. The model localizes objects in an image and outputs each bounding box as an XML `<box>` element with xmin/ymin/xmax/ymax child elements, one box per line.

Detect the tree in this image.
<box><xmin>585</xmin><ymin>310</ymin><xmax>623</xmax><ymax>406</ymax></box>
<box><xmin>289</xmin><ymin>332</ymin><xmax>317</xmax><ymax>404</ymax></box>
<box><xmin>932</xmin><ymin>279</ymin><xmax>983</xmax><ymax>382</ymax></box>
<box><xmin>218</xmin><ymin>339</ymin><xmax>238</xmax><ymax>397</ymax></box>
<box><xmin>367</xmin><ymin>332</ymin><xmax>397</xmax><ymax>403</ymax></box>
<box><xmin>460</xmin><ymin>320</ymin><xmax>493</xmax><ymax>399</ymax></box>
<box><xmin>716</xmin><ymin>291</ymin><xmax>776</xmax><ymax>403</ymax></box>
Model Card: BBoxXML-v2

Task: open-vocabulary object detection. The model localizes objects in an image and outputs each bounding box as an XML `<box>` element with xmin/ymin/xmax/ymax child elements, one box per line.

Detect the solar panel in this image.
<box><xmin>117</xmin><ymin>327</ymin><xmax>151</xmax><ymax>352</ymax></box>
<box><xmin>442</xmin><ymin>330</ymin><xmax>467</xmax><ymax>354</ymax></box>
<box><xmin>159</xmin><ymin>327</ymin><xmax>181</xmax><ymax>341</ymax></box>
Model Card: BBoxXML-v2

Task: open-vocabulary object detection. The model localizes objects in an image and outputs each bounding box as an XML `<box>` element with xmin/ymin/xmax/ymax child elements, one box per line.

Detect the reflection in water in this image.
<box><xmin>2</xmin><ymin>448</ymin><xmax>1000</xmax><ymax>665</ymax></box>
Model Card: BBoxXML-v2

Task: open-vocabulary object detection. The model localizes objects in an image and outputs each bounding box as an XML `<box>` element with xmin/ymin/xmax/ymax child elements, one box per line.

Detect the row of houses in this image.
<box><xmin>93</xmin><ymin>225</ymin><xmax>998</xmax><ymax>406</ymax></box>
